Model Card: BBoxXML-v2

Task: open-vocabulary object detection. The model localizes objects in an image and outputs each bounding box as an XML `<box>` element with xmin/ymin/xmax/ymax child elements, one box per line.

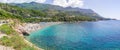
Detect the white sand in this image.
<box><xmin>18</xmin><ymin>22</ymin><xmax>62</xmax><ymax>34</ymax></box>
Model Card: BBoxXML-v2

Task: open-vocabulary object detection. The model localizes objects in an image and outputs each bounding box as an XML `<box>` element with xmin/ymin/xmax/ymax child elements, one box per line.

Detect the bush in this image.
<box><xmin>0</xmin><ymin>24</ymin><xmax>36</xmax><ymax>50</ymax></box>
<box><xmin>0</xmin><ymin>24</ymin><xmax>15</xmax><ymax>35</ymax></box>
<box><xmin>0</xmin><ymin>36</ymin><xmax>12</xmax><ymax>46</ymax></box>
<box><xmin>0</xmin><ymin>33</ymin><xmax>36</xmax><ymax>50</ymax></box>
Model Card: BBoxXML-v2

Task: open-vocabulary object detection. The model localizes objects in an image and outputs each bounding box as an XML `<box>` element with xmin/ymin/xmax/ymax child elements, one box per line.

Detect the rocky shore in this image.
<box><xmin>15</xmin><ymin>22</ymin><xmax>62</xmax><ymax>50</ymax></box>
<box><xmin>18</xmin><ymin>22</ymin><xmax>62</xmax><ymax>34</ymax></box>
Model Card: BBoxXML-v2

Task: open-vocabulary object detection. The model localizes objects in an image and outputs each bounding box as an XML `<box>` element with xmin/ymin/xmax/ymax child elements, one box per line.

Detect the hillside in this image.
<box><xmin>11</xmin><ymin>2</ymin><xmax>104</xmax><ymax>19</ymax></box>
<box><xmin>0</xmin><ymin>2</ymin><xmax>104</xmax><ymax>22</ymax></box>
<box><xmin>0</xmin><ymin>3</ymin><xmax>45</xmax><ymax>18</ymax></box>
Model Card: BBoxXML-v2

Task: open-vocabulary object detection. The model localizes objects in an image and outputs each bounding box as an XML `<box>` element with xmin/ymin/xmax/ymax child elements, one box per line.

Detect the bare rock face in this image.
<box><xmin>21</xmin><ymin>23</ymin><xmax>41</xmax><ymax>33</ymax></box>
<box><xmin>17</xmin><ymin>22</ymin><xmax>62</xmax><ymax>36</ymax></box>
<box><xmin>17</xmin><ymin>23</ymin><xmax>41</xmax><ymax>35</ymax></box>
<box><xmin>22</xmin><ymin>31</ymin><xmax>30</xmax><ymax>36</ymax></box>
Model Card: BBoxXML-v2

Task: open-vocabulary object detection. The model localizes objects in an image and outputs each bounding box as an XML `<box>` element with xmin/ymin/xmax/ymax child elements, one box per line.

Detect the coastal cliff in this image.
<box><xmin>17</xmin><ymin>22</ymin><xmax>62</xmax><ymax>34</ymax></box>
<box><xmin>0</xmin><ymin>19</ymin><xmax>44</xmax><ymax>50</ymax></box>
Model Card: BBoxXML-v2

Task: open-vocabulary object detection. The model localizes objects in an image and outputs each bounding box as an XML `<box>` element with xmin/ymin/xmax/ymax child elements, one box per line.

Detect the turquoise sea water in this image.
<box><xmin>28</xmin><ymin>20</ymin><xmax>120</xmax><ymax>50</ymax></box>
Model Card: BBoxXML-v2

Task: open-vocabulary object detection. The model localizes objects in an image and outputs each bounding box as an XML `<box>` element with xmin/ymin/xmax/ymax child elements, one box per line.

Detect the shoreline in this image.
<box><xmin>23</xmin><ymin>38</ymin><xmax>43</xmax><ymax>50</ymax></box>
<box><xmin>19</xmin><ymin>22</ymin><xmax>62</xmax><ymax>34</ymax></box>
<box><xmin>16</xmin><ymin>22</ymin><xmax>62</xmax><ymax>50</ymax></box>
<box><xmin>0</xmin><ymin>20</ymin><xmax>117</xmax><ymax>50</ymax></box>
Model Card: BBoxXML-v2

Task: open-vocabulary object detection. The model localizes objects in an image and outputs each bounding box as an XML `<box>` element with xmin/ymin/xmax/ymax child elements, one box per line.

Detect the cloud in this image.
<box><xmin>0</xmin><ymin>0</ymin><xmax>84</xmax><ymax>8</ymax></box>
<box><xmin>34</xmin><ymin>0</ymin><xmax>46</xmax><ymax>3</ymax></box>
<box><xmin>0</xmin><ymin>0</ymin><xmax>46</xmax><ymax>3</ymax></box>
<box><xmin>52</xmin><ymin>0</ymin><xmax>84</xmax><ymax>8</ymax></box>
<box><xmin>0</xmin><ymin>0</ymin><xmax>30</xmax><ymax>3</ymax></box>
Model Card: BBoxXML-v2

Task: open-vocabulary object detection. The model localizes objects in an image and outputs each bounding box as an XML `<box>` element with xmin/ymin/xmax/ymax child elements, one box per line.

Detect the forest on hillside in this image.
<box><xmin>0</xmin><ymin>3</ymin><xmax>104</xmax><ymax>22</ymax></box>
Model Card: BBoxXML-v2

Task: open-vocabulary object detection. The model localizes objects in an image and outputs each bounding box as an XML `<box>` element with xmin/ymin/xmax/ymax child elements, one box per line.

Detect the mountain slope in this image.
<box><xmin>11</xmin><ymin>2</ymin><xmax>104</xmax><ymax>19</ymax></box>
<box><xmin>0</xmin><ymin>2</ymin><xmax>103</xmax><ymax>22</ymax></box>
<box><xmin>0</xmin><ymin>7</ymin><xmax>22</xmax><ymax>19</ymax></box>
<box><xmin>0</xmin><ymin>3</ymin><xmax>46</xmax><ymax>18</ymax></box>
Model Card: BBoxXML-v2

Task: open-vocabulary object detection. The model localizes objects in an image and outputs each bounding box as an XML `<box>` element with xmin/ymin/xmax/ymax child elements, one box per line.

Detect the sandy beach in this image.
<box><xmin>0</xmin><ymin>22</ymin><xmax>62</xmax><ymax>50</ymax></box>
<box><xmin>19</xmin><ymin>22</ymin><xmax>62</xmax><ymax>34</ymax></box>
<box><xmin>15</xmin><ymin>22</ymin><xmax>62</xmax><ymax>50</ymax></box>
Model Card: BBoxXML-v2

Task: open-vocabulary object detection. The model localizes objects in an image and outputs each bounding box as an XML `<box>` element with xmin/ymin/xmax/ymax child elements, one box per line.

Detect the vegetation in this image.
<box><xmin>0</xmin><ymin>23</ymin><xmax>36</xmax><ymax>50</ymax></box>
<box><xmin>0</xmin><ymin>3</ymin><xmax>102</xmax><ymax>23</ymax></box>
<box><xmin>0</xmin><ymin>36</ymin><xmax>12</xmax><ymax>46</ymax></box>
<box><xmin>0</xmin><ymin>9</ymin><xmax>22</xmax><ymax>20</ymax></box>
<box><xmin>0</xmin><ymin>24</ymin><xmax>15</xmax><ymax>35</ymax></box>
<box><xmin>0</xmin><ymin>3</ymin><xmax>46</xmax><ymax>18</ymax></box>
<box><xmin>11</xmin><ymin>2</ymin><xmax>104</xmax><ymax>19</ymax></box>
<box><xmin>23</xmin><ymin>16</ymin><xmax>96</xmax><ymax>22</ymax></box>
<box><xmin>0</xmin><ymin>2</ymin><xmax>106</xmax><ymax>50</ymax></box>
<box><xmin>0</xmin><ymin>35</ymin><xmax>36</xmax><ymax>50</ymax></box>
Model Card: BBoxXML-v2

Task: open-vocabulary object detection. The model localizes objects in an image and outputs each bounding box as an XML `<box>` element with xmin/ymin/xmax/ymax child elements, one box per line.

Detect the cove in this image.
<box><xmin>27</xmin><ymin>20</ymin><xmax>120</xmax><ymax>50</ymax></box>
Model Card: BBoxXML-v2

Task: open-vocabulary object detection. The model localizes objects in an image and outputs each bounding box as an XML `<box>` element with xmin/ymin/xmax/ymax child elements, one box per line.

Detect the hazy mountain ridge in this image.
<box><xmin>0</xmin><ymin>2</ymin><xmax>106</xmax><ymax>22</ymax></box>
<box><xmin>10</xmin><ymin>2</ymin><xmax>104</xmax><ymax>19</ymax></box>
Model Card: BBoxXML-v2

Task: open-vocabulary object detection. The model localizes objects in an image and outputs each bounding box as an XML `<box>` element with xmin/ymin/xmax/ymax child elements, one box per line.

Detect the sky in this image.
<box><xmin>0</xmin><ymin>0</ymin><xmax>120</xmax><ymax>19</ymax></box>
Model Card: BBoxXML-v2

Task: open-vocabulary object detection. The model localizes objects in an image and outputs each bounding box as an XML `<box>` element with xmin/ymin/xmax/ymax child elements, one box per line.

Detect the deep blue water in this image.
<box><xmin>28</xmin><ymin>20</ymin><xmax>120</xmax><ymax>50</ymax></box>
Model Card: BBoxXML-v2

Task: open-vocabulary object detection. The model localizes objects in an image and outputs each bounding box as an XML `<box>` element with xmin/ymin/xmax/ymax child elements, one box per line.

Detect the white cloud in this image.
<box><xmin>52</xmin><ymin>0</ymin><xmax>67</xmax><ymax>7</ymax></box>
<box><xmin>0</xmin><ymin>0</ymin><xmax>84</xmax><ymax>8</ymax></box>
<box><xmin>0</xmin><ymin>0</ymin><xmax>28</xmax><ymax>3</ymax></box>
<box><xmin>52</xmin><ymin>0</ymin><xmax>84</xmax><ymax>8</ymax></box>
<box><xmin>0</xmin><ymin>0</ymin><xmax>46</xmax><ymax>3</ymax></box>
<box><xmin>34</xmin><ymin>0</ymin><xmax>46</xmax><ymax>3</ymax></box>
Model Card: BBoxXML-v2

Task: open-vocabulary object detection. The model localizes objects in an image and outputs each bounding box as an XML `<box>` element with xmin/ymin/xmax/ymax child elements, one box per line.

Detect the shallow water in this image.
<box><xmin>28</xmin><ymin>20</ymin><xmax>120</xmax><ymax>50</ymax></box>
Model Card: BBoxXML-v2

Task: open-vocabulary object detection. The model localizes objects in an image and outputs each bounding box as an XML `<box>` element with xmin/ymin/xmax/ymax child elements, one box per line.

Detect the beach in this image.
<box><xmin>16</xmin><ymin>22</ymin><xmax>62</xmax><ymax>50</ymax></box>
<box><xmin>19</xmin><ymin>22</ymin><xmax>62</xmax><ymax>34</ymax></box>
<box><xmin>0</xmin><ymin>22</ymin><xmax>62</xmax><ymax>50</ymax></box>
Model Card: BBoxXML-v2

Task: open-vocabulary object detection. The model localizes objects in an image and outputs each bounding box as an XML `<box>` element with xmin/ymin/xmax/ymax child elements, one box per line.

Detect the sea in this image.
<box><xmin>27</xmin><ymin>20</ymin><xmax>120</xmax><ymax>50</ymax></box>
